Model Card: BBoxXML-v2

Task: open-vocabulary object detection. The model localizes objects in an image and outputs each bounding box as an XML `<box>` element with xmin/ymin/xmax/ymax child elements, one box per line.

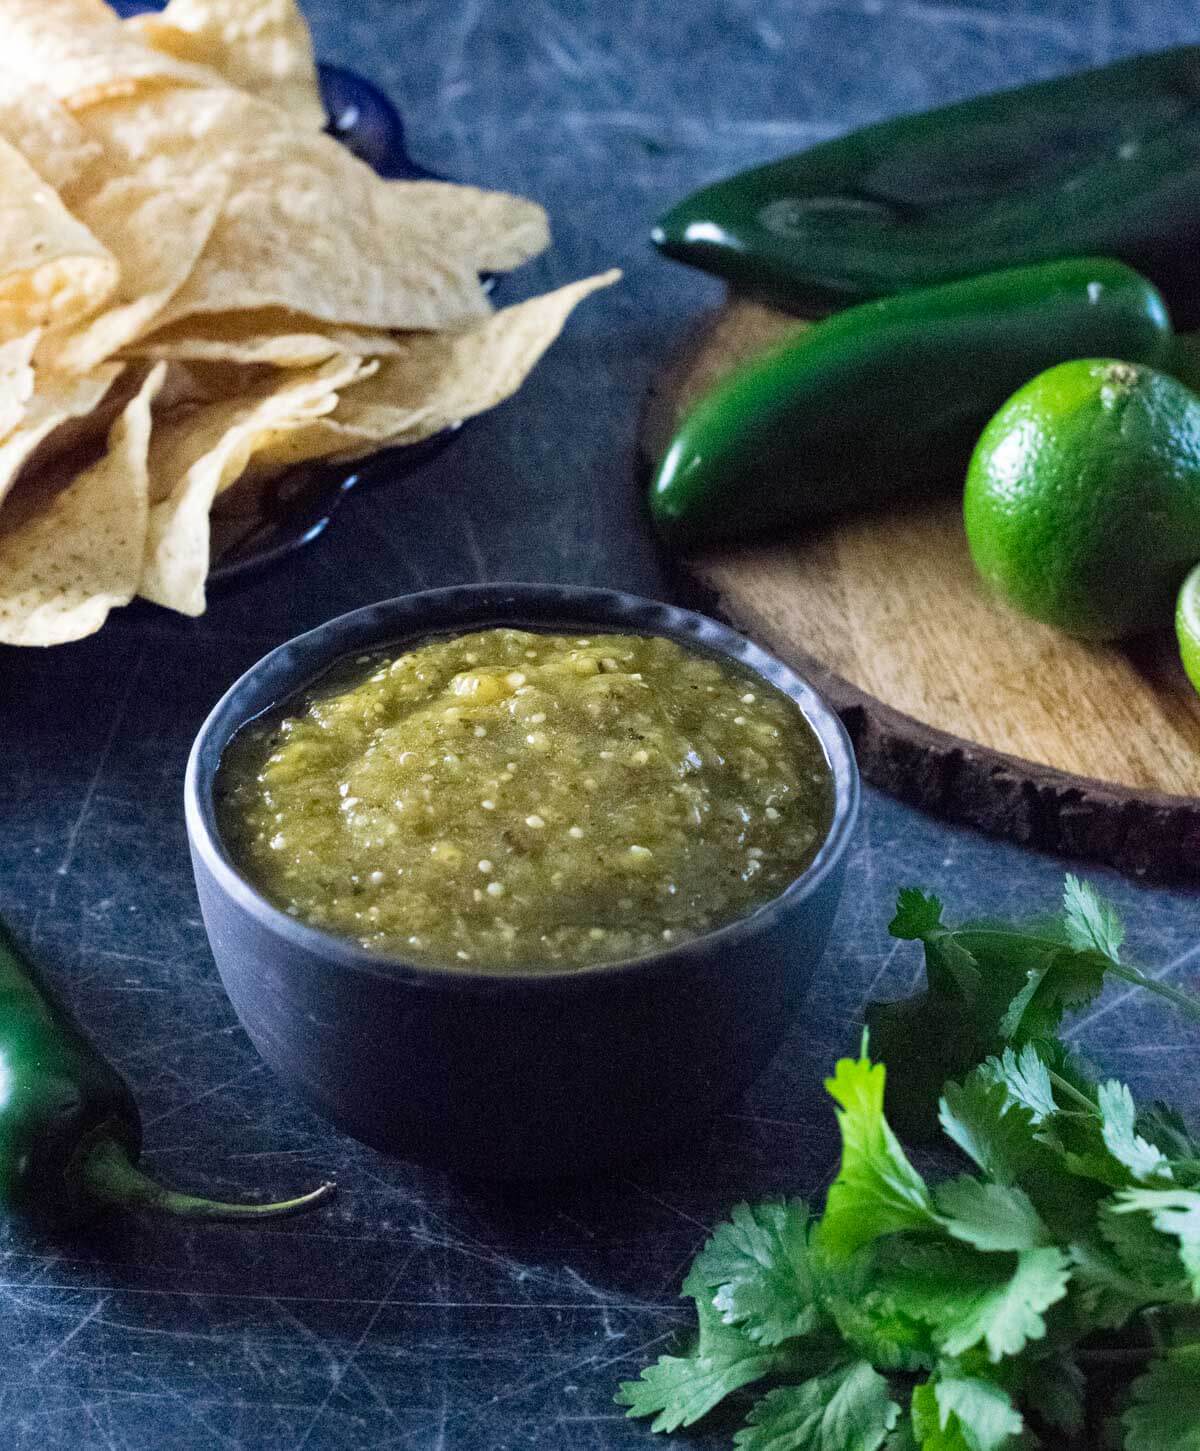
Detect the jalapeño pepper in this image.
<box><xmin>652</xmin><ymin>48</ymin><xmax>1200</xmax><ymax>326</ymax></box>
<box><xmin>649</xmin><ymin>257</ymin><xmax>1171</xmax><ymax>544</ymax></box>
<box><xmin>0</xmin><ymin>919</ymin><xmax>334</xmax><ymax>1226</ymax></box>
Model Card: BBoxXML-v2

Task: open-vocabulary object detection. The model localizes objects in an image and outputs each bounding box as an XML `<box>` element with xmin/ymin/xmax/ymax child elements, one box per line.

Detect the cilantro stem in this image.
<box><xmin>1102</xmin><ymin>963</ymin><xmax>1200</xmax><ymax>1023</ymax></box>
<box><xmin>1047</xmin><ymin>1071</ymin><xmax>1100</xmax><ymax>1115</ymax></box>
<box><xmin>952</xmin><ymin>929</ymin><xmax>1200</xmax><ymax>1024</ymax></box>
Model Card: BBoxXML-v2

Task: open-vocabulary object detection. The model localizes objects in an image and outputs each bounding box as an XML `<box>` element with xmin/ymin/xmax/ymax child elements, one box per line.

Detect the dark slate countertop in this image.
<box><xmin>1</xmin><ymin>2</ymin><xmax>1198</xmax><ymax>1446</ymax></box>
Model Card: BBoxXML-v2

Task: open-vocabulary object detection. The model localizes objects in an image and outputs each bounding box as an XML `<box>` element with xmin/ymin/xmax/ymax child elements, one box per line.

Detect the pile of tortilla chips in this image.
<box><xmin>0</xmin><ymin>0</ymin><xmax>616</xmax><ymax>645</ymax></box>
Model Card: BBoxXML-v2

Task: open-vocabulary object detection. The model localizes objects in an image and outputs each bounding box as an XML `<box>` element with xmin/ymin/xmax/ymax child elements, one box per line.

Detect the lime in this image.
<box><xmin>963</xmin><ymin>359</ymin><xmax>1200</xmax><ymax>640</ymax></box>
<box><xmin>1177</xmin><ymin>562</ymin><xmax>1200</xmax><ymax>694</ymax></box>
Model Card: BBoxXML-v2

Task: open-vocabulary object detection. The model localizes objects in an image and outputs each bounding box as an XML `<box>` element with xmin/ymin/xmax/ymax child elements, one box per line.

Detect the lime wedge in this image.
<box><xmin>1176</xmin><ymin>562</ymin><xmax>1200</xmax><ymax>695</ymax></box>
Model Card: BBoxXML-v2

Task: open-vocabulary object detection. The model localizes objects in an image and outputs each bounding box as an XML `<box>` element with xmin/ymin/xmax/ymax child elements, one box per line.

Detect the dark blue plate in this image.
<box><xmin>108</xmin><ymin>0</ymin><xmax>472</xmax><ymax>586</ymax></box>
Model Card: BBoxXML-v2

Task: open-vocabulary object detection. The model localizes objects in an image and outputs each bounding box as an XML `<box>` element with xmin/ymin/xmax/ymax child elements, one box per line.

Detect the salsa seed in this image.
<box><xmin>568</xmin><ymin>825</ymin><xmax>584</xmax><ymax>839</ymax></box>
<box><xmin>478</xmin><ymin>859</ymin><xmax>493</xmax><ymax>873</ymax></box>
<box><xmin>474</xmin><ymin>726</ymin><xmax>487</xmax><ymax>737</ymax></box>
<box><xmin>481</xmin><ymin>799</ymin><xmax>496</xmax><ymax>810</ymax></box>
<box><xmin>486</xmin><ymin>881</ymin><xmax>506</xmax><ymax>897</ymax></box>
<box><xmin>525</xmin><ymin>814</ymin><xmax>546</xmax><ymax>829</ymax></box>
<box><xmin>506</xmin><ymin>672</ymin><xmax>527</xmax><ymax>687</ymax></box>
<box><xmin>529</xmin><ymin>712</ymin><xmax>547</xmax><ymax>724</ymax></box>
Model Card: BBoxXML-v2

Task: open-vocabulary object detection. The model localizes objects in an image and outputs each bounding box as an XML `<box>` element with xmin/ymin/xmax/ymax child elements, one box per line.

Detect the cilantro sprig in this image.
<box><xmin>616</xmin><ymin>878</ymin><xmax>1200</xmax><ymax>1450</ymax></box>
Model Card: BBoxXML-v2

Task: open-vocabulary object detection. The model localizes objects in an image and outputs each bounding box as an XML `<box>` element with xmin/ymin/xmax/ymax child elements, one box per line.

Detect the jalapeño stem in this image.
<box><xmin>80</xmin><ymin>1138</ymin><xmax>336</xmax><ymax>1222</ymax></box>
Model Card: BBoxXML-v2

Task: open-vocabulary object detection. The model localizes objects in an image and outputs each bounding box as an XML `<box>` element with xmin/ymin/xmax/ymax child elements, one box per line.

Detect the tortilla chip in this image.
<box><xmin>128</xmin><ymin>308</ymin><xmax>406</xmax><ymax>367</ymax></box>
<box><xmin>43</xmin><ymin>167</ymin><xmax>229</xmax><ymax>374</ymax></box>
<box><xmin>139</xmin><ymin>355</ymin><xmax>370</xmax><ymax>615</ymax></box>
<box><xmin>0</xmin><ymin>74</ymin><xmax>102</xmax><ymax>191</ymax></box>
<box><xmin>225</xmin><ymin>272</ymin><xmax>620</xmax><ymax>491</ymax></box>
<box><xmin>379</xmin><ymin>183</ymin><xmax>550</xmax><ymax>274</ymax></box>
<box><xmin>0</xmin><ymin>137</ymin><xmax>118</xmax><ymax>341</ymax></box>
<box><xmin>323</xmin><ymin>270</ymin><xmax>619</xmax><ymax>447</ymax></box>
<box><xmin>80</xmin><ymin>88</ymin><xmax>493</xmax><ymax>333</ymax></box>
<box><xmin>128</xmin><ymin>0</ymin><xmax>325</xmax><ymax>131</ymax></box>
<box><xmin>0</xmin><ymin>365</ymin><xmax>123</xmax><ymax>512</ymax></box>
<box><xmin>0</xmin><ymin>0</ymin><xmax>223</xmax><ymax>112</ymax></box>
<box><xmin>0</xmin><ymin>362</ymin><xmax>163</xmax><ymax>646</ymax></box>
<box><xmin>0</xmin><ymin>332</ymin><xmax>40</xmax><ymax>442</ymax></box>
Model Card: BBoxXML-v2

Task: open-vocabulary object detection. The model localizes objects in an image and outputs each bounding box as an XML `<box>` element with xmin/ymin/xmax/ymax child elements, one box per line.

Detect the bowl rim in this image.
<box><xmin>185</xmin><ymin>582</ymin><xmax>860</xmax><ymax>990</ymax></box>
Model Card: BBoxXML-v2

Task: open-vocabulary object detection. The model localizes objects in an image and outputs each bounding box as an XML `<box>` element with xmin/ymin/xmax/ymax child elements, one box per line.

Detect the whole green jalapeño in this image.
<box><xmin>649</xmin><ymin>258</ymin><xmax>1171</xmax><ymax>544</ymax></box>
<box><xmin>653</xmin><ymin>48</ymin><xmax>1200</xmax><ymax>326</ymax></box>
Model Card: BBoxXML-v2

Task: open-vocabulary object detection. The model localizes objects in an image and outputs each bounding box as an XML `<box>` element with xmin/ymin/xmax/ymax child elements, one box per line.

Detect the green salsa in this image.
<box><xmin>217</xmin><ymin>628</ymin><xmax>834</xmax><ymax>972</ymax></box>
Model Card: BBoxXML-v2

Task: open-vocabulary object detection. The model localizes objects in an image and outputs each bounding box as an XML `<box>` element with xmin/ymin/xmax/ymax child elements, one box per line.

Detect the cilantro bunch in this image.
<box><xmin>616</xmin><ymin>878</ymin><xmax>1200</xmax><ymax>1451</ymax></box>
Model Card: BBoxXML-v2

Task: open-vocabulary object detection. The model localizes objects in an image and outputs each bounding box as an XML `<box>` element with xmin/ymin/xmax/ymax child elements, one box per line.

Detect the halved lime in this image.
<box><xmin>1177</xmin><ymin>562</ymin><xmax>1200</xmax><ymax>695</ymax></box>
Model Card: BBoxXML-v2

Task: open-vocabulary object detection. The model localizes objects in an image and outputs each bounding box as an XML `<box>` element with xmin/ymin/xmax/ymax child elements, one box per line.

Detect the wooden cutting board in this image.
<box><xmin>642</xmin><ymin>296</ymin><xmax>1200</xmax><ymax>880</ymax></box>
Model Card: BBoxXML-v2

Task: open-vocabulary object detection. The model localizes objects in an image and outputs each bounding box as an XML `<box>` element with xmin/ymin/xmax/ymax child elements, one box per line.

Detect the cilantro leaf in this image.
<box><xmin>890</xmin><ymin>889</ymin><xmax>948</xmax><ymax>942</ymax></box>
<box><xmin>882</xmin><ymin>1242</ymin><xmax>1070</xmax><ymax>1362</ymax></box>
<box><xmin>733</xmin><ymin>1362</ymin><xmax>900</xmax><ymax>1451</ymax></box>
<box><xmin>1137</xmin><ymin>1102</ymin><xmax>1200</xmax><ymax>1183</ymax></box>
<box><xmin>977</xmin><ymin>1046</ymin><xmax>1057</xmax><ymax>1125</ymax></box>
<box><xmin>1069</xmin><ymin>1204</ymin><xmax>1193</xmax><ymax>1327</ymax></box>
<box><xmin>692</xmin><ymin>1199</ymin><xmax>824</xmax><ymax>1347</ymax></box>
<box><xmin>820</xmin><ymin>1049</ymin><xmax>939</xmax><ymax>1259</ymax></box>
<box><xmin>826</xmin><ymin>1290</ymin><xmax>933</xmax><ymax>1375</ymax></box>
<box><xmin>883</xmin><ymin>1420</ymin><xmax>920</xmax><ymax>1451</ymax></box>
<box><xmin>1123</xmin><ymin>1345</ymin><xmax>1200</xmax><ymax>1451</ymax></box>
<box><xmin>934</xmin><ymin>1378</ymin><xmax>1026</xmax><ymax>1451</ymax></box>
<box><xmin>1111</xmin><ymin>1188</ymin><xmax>1200</xmax><ymax>1295</ymax></box>
<box><xmin>938</xmin><ymin>1075</ymin><xmax>1040</xmax><ymax>1186</ymax></box>
<box><xmin>998</xmin><ymin>946</ymin><xmax>1108</xmax><ymax>1044</ymax></box>
<box><xmin>615</xmin><ymin>1275</ymin><xmax>787</xmax><ymax>1431</ymax></box>
<box><xmin>1061</xmin><ymin>875</ymin><xmax>1125</xmax><ymax>960</ymax></box>
<box><xmin>1098</xmin><ymin>1081</ymin><xmax>1174</xmax><ymax>1184</ymax></box>
<box><xmin>933</xmin><ymin>1177</ymin><xmax>1050</xmax><ymax>1252</ymax></box>
<box><xmin>911</xmin><ymin>1377</ymin><xmax>1023</xmax><ymax>1451</ymax></box>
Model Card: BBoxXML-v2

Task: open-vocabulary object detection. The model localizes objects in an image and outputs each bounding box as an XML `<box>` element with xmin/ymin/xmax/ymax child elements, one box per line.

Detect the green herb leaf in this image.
<box><xmin>1098</xmin><ymin>1081</ymin><xmax>1174</xmax><ymax>1184</ymax></box>
<box><xmin>1123</xmin><ymin>1345</ymin><xmax>1200</xmax><ymax>1451</ymax></box>
<box><xmin>882</xmin><ymin>1242</ymin><xmax>1070</xmax><ymax>1362</ymax></box>
<box><xmin>938</xmin><ymin>1075</ymin><xmax>1039</xmax><ymax>1187</ymax></box>
<box><xmin>888</xmin><ymin>894</ymin><xmax>983</xmax><ymax>1001</ymax></box>
<box><xmin>1137</xmin><ymin>1102</ymin><xmax>1200</xmax><ymax>1172</ymax></box>
<box><xmin>934</xmin><ymin>1177</ymin><xmax>1050</xmax><ymax>1252</ymax></box>
<box><xmin>692</xmin><ymin>1199</ymin><xmax>823</xmax><ymax>1347</ymax></box>
<box><xmin>614</xmin><ymin>1277</ymin><xmax>787</xmax><ymax>1431</ymax></box>
<box><xmin>977</xmin><ymin>1046</ymin><xmax>1057</xmax><ymax>1124</ymax></box>
<box><xmin>998</xmin><ymin>947</ymin><xmax>1108</xmax><ymax>1044</ymax></box>
<box><xmin>1061</xmin><ymin>876</ymin><xmax>1125</xmax><ymax>960</ymax></box>
<box><xmin>883</xmin><ymin>1419</ymin><xmax>920</xmax><ymax>1451</ymax></box>
<box><xmin>820</xmin><ymin>1048</ymin><xmax>939</xmax><ymax>1259</ymax></box>
<box><xmin>911</xmin><ymin>1377</ymin><xmax>1024</xmax><ymax>1451</ymax></box>
<box><xmin>890</xmin><ymin>889</ymin><xmax>947</xmax><ymax>942</ymax></box>
<box><xmin>733</xmin><ymin>1361</ymin><xmax>901</xmax><ymax>1451</ymax></box>
<box><xmin>1111</xmin><ymin>1189</ymin><xmax>1200</xmax><ymax>1295</ymax></box>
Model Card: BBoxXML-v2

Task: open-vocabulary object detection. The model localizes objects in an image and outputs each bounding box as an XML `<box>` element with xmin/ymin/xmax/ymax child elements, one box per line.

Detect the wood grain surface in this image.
<box><xmin>642</xmin><ymin>296</ymin><xmax>1200</xmax><ymax>876</ymax></box>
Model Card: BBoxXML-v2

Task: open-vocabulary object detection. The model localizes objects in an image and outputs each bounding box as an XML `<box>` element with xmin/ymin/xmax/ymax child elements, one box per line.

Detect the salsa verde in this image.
<box><xmin>217</xmin><ymin>628</ymin><xmax>833</xmax><ymax>971</ymax></box>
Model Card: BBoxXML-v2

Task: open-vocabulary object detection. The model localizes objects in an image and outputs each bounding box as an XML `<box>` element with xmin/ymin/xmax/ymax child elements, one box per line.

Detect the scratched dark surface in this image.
<box><xmin>0</xmin><ymin>1</ymin><xmax>1198</xmax><ymax>1446</ymax></box>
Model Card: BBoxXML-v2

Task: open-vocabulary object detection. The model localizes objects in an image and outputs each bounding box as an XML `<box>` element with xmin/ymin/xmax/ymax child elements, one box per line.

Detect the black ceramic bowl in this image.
<box><xmin>185</xmin><ymin>584</ymin><xmax>859</xmax><ymax>1178</ymax></box>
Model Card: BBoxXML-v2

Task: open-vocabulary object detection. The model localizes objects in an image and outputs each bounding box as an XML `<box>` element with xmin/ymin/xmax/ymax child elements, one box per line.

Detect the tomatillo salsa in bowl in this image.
<box><xmin>185</xmin><ymin>584</ymin><xmax>859</xmax><ymax>1177</ymax></box>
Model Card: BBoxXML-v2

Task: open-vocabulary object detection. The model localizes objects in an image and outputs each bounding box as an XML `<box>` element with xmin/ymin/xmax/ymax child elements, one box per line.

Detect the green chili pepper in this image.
<box><xmin>652</xmin><ymin>47</ymin><xmax>1200</xmax><ymax>326</ymax></box>
<box><xmin>0</xmin><ymin>919</ymin><xmax>334</xmax><ymax>1226</ymax></box>
<box><xmin>649</xmin><ymin>257</ymin><xmax>1172</xmax><ymax>544</ymax></box>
